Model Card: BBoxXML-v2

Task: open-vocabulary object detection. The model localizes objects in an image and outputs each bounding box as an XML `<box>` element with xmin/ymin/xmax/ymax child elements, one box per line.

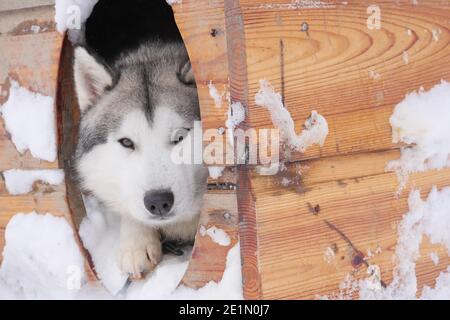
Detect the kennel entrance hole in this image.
<box><xmin>57</xmin><ymin>0</ymin><xmax>241</xmax><ymax>289</ymax></box>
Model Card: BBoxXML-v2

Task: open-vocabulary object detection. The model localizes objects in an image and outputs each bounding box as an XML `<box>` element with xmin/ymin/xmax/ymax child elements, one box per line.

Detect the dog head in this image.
<box><xmin>73</xmin><ymin>42</ymin><xmax>208</xmax><ymax>227</ymax></box>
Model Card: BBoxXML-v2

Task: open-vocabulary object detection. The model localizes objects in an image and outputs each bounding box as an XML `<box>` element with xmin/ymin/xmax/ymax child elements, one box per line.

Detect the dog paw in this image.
<box><xmin>118</xmin><ymin>219</ymin><xmax>163</xmax><ymax>278</ymax></box>
<box><xmin>118</xmin><ymin>238</ymin><xmax>162</xmax><ymax>279</ymax></box>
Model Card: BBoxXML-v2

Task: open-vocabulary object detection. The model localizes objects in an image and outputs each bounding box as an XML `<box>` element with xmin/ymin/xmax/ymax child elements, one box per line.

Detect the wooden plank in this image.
<box><xmin>181</xmin><ymin>167</ymin><xmax>239</xmax><ymax>287</ymax></box>
<box><xmin>176</xmin><ymin>0</ymin><xmax>450</xmax><ymax>163</ymax></box>
<box><xmin>181</xmin><ymin>191</ymin><xmax>239</xmax><ymax>288</ymax></box>
<box><xmin>0</xmin><ymin>4</ymin><xmax>94</xmax><ymax>276</ymax></box>
<box><xmin>0</xmin><ymin>4</ymin><xmax>56</xmax><ymax>35</ymax></box>
<box><xmin>0</xmin><ymin>175</ymin><xmax>71</xmax><ymax>254</ymax></box>
<box><xmin>172</xmin><ymin>0</ymin><xmax>231</xmax><ymax>138</ymax></box>
<box><xmin>0</xmin><ymin>25</ymin><xmax>65</xmax><ymax>259</ymax></box>
<box><xmin>240</xmin><ymin>0</ymin><xmax>450</xmax><ymax>162</ymax></box>
<box><xmin>0</xmin><ymin>0</ymin><xmax>54</xmax><ymax>12</ymax></box>
<box><xmin>0</xmin><ymin>31</ymin><xmax>63</xmax><ymax>171</ymax></box>
<box><xmin>247</xmin><ymin>149</ymin><xmax>450</xmax><ymax>299</ymax></box>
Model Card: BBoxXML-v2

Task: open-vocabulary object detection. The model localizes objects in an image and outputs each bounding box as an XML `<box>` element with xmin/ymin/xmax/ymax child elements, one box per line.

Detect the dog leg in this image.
<box><xmin>117</xmin><ymin>218</ymin><xmax>162</xmax><ymax>279</ymax></box>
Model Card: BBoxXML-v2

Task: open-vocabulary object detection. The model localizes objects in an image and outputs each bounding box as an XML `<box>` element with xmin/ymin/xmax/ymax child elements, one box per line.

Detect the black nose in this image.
<box><xmin>144</xmin><ymin>190</ymin><xmax>174</xmax><ymax>216</ymax></box>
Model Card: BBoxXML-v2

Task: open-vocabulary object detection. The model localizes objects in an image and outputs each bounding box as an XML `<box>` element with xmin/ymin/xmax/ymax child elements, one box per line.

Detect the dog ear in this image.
<box><xmin>178</xmin><ymin>60</ymin><xmax>196</xmax><ymax>86</ymax></box>
<box><xmin>73</xmin><ymin>47</ymin><xmax>113</xmax><ymax>112</ymax></box>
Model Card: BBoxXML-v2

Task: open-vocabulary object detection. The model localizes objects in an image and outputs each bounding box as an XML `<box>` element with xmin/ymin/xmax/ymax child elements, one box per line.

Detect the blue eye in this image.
<box><xmin>118</xmin><ymin>138</ymin><xmax>135</xmax><ymax>150</ymax></box>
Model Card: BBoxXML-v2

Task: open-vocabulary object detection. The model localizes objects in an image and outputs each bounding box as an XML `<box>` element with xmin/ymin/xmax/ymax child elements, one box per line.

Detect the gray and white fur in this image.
<box><xmin>73</xmin><ymin>41</ymin><xmax>208</xmax><ymax>278</ymax></box>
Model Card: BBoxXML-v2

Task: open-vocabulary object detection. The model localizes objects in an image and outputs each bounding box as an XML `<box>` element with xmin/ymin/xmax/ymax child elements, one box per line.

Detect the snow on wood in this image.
<box><xmin>0</xmin><ymin>213</ymin><xmax>86</xmax><ymax>299</ymax></box>
<box><xmin>255</xmin><ymin>79</ymin><xmax>328</xmax><ymax>153</ymax></box>
<box><xmin>3</xmin><ymin>169</ymin><xmax>64</xmax><ymax>195</ymax></box>
<box><xmin>199</xmin><ymin>225</ymin><xmax>231</xmax><ymax>247</ymax></box>
<box><xmin>208</xmin><ymin>166</ymin><xmax>225</xmax><ymax>179</ymax></box>
<box><xmin>225</xmin><ymin>101</ymin><xmax>246</xmax><ymax>146</ymax></box>
<box><xmin>208</xmin><ymin>81</ymin><xmax>226</xmax><ymax>109</ymax></box>
<box><xmin>0</xmin><ymin>80</ymin><xmax>56</xmax><ymax>162</ymax></box>
<box><xmin>357</xmin><ymin>187</ymin><xmax>450</xmax><ymax>299</ymax></box>
<box><xmin>0</xmin><ymin>199</ymin><xmax>243</xmax><ymax>299</ymax></box>
<box><xmin>387</xmin><ymin>80</ymin><xmax>450</xmax><ymax>193</ymax></box>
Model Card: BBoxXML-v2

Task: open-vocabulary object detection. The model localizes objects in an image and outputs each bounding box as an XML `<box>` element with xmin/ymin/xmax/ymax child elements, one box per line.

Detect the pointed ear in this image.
<box><xmin>73</xmin><ymin>47</ymin><xmax>113</xmax><ymax>112</ymax></box>
<box><xmin>177</xmin><ymin>60</ymin><xmax>196</xmax><ymax>86</ymax></box>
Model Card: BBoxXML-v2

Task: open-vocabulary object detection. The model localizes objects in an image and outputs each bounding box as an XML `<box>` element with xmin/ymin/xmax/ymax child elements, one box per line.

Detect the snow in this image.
<box><xmin>421</xmin><ymin>267</ymin><xmax>450</xmax><ymax>299</ymax></box>
<box><xmin>30</xmin><ymin>25</ymin><xmax>41</xmax><ymax>33</ymax></box>
<box><xmin>3</xmin><ymin>169</ymin><xmax>64</xmax><ymax>195</ymax></box>
<box><xmin>78</xmin><ymin>196</ymin><xmax>128</xmax><ymax>295</ymax></box>
<box><xmin>208</xmin><ymin>166</ymin><xmax>225</xmax><ymax>179</ymax></box>
<box><xmin>403</xmin><ymin>51</ymin><xmax>409</xmax><ymax>64</ymax></box>
<box><xmin>356</xmin><ymin>187</ymin><xmax>450</xmax><ymax>300</ymax></box>
<box><xmin>255</xmin><ymin>79</ymin><xmax>328</xmax><ymax>152</ymax></box>
<box><xmin>169</xmin><ymin>243</ymin><xmax>243</xmax><ymax>300</ymax></box>
<box><xmin>430</xmin><ymin>252</ymin><xmax>440</xmax><ymax>266</ymax></box>
<box><xmin>54</xmin><ymin>0</ymin><xmax>98</xmax><ymax>43</ymax></box>
<box><xmin>280</xmin><ymin>177</ymin><xmax>291</xmax><ymax>187</ymax></box>
<box><xmin>387</xmin><ymin>81</ymin><xmax>450</xmax><ymax>193</ymax></box>
<box><xmin>166</xmin><ymin>0</ymin><xmax>183</xmax><ymax>5</ymax></box>
<box><xmin>208</xmin><ymin>81</ymin><xmax>226</xmax><ymax>109</ymax></box>
<box><xmin>0</xmin><ymin>80</ymin><xmax>56</xmax><ymax>162</ymax></box>
<box><xmin>0</xmin><ymin>213</ymin><xmax>86</xmax><ymax>299</ymax></box>
<box><xmin>199</xmin><ymin>225</ymin><xmax>231</xmax><ymax>247</ymax></box>
<box><xmin>324</xmin><ymin>246</ymin><xmax>335</xmax><ymax>264</ymax></box>
<box><xmin>0</xmin><ymin>200</ymin><xmax>243</xmax><ymax>299</ymax></box>
<box><xmin>326</xmin><ymin>80</ymin><xmax>450</xmax><ymax>300</ymax></box>
<box><xmin>432</xmin><ymin>28</ymin><xmax>442</xmax><ymax>42</ymax></box>
<box><xmin>127</xmin><ymin>243</ymin><xmax>242</xmax><ymax>300</ymax></box>
<box><xmin>225</xmin><ymin>101</ymin><xmax>246</xmax><ymax>145</ymax></box>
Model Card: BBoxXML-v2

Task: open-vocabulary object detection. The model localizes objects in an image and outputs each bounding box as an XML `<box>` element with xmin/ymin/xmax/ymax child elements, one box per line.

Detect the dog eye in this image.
<box><xmin>171</xmin><ymin>128</ymin><xmax>191</xmax><ymax>145</ymax></box>
<box><xmin>118</xmin><ymin>138</ymin><xmax>135</xmax><ymax>150</ymax></box>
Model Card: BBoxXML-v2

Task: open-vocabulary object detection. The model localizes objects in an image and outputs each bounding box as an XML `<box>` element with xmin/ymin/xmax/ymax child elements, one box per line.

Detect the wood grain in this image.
<box><xmin>0</xmin><ymin>6</ymin><xmax>96</xmax><ymax>279</ymax></box>
<box><xmin>0</xmin><ymin>0</ymin><xmax>54</xmax><ymax>12</ymax></box>
<box><xmin>174</xmin><ymin>0</ymin><xmax>450</xmax><ymax>299</ymax></box>
<box><xmin>173</xmin><ymin>0</ymin><xmax>231</xmax><ymax>136</ymax></box>
<box><xmin>0</xmin><ymin>30</ymin><xmax>62</xmax><ymax>170</ymax></box>
<box><xmin>0</xmin><ymin>14</ymin><xmax>65</xmax><ymax>257</ymax></box>
<box><xmin>241</xmin><ymin>0</ymin><xmax>450</xmax><ymax>162</ymax></box>
<box><xmin>177</xmin><ymin>0</ymin><xmax>450</xmax><ymax>163</ymax></box>
<box><xmin>181</xmin><ymin>190</ymin><xmax>239</xmax><ymax>288</ymax></box>
<box><xmin>252</xmin><ymin>149</ymin><xmax>450</xmax><ymax>299</ymax></box>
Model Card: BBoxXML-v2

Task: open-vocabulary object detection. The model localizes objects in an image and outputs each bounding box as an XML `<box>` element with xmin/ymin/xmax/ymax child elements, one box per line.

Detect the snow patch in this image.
<box><xmin>0</xmin><ymin>201</ymin><xmax>242</xmax><ymax>299</ymax></box>
<box><xmin>356</xmin><ymin>187</ymin><xmax>450</xmax><ymax>299</ymax></box>
<box><xmin>0</xmin><ymin>213</ymin><xmax>86</xmax><ymax>299</ymax></box>
<box><xmin>225</xmin><ymin>101</ymin><xmax>246</xmax><ymax>145</ymax></box>
<box><xmin>208</xmin><ymin>81</ymin><xmax>226</xmax><ymax>109</ymax></box>
<box><xmin>79</xmin><ymin>196</ymin><xmax>128</xmax><ymax>295</ymax></box>
<box><xmin>430</xmin><ymin>252</ymin><xmax>440</xmax><ymax>266</ymax></box>
<box><xmin>79</xmin><ymin>198</ymin><xmax>239</xmax><ymax>299</ymax></box>
<box><xmin>0</xmin><ymin>81</ymin><xmax>56</xmax><ymax>162</ymax></box>
<box><xmin>387</xmin><ymin>81</ymin><xmax>450</xmax><ymax>193</ymax></box>
<box><xmin>166</xmin><ymin>0</ymin><xmax>183</xmax><ymax>5</ymax></box>
<box><xmin>200</xmin><ymin>225</ymin><xmax>231</xmax><ymax>247</ymax></box>
<box><xmin>255</xmin><ymin>79</ymin><xmax>328</xmax><ymax>152</ymax></box>
<box><xmin>3</xmin><ymin>169</ymin><xmax>64</xmax><ymax>195</ymax></box>
<box><xmin>324</xmin><ymin>246</ymin><xmax>335</xmax><ymax>264</ymax></box>
<box><xmin>170</xmin><ymin>243</ymin><xmax>243</xmax><ymax>299</ymax></box>
<box><xmin>403</xmin><ymin>51</ymin><xmax>409</xmax><ymax>65</ymax></box>
<box><xmin>208</xmin><ymin>166</ymin><xmax>225</xmax><ymax>179</ymax></box>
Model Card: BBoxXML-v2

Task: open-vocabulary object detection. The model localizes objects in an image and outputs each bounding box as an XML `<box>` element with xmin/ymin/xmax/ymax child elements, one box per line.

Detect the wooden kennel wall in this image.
<box><xmin>1</xmin><ymin>0</ymin><xmax>450</xmax><ymax>299</ymax></box>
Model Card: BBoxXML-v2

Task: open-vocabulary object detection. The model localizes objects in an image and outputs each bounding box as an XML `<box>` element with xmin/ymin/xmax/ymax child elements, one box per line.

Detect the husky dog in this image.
<box><xmin>73</xmin><ymin>41</ymin><xmax>208</xmax><ymax>278</ymax></box>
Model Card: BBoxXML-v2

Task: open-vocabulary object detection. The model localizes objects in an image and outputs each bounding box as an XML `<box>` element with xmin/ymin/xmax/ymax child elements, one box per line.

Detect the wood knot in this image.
<box><xmin>351</xmin><ymin>251</ymin><xmax>365</xmax><ymax>268</ymax></box>
<box><xmin>210</xmin><ymin>28</ymin><xmax>219</xmax><ymax>37</ymax></box>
